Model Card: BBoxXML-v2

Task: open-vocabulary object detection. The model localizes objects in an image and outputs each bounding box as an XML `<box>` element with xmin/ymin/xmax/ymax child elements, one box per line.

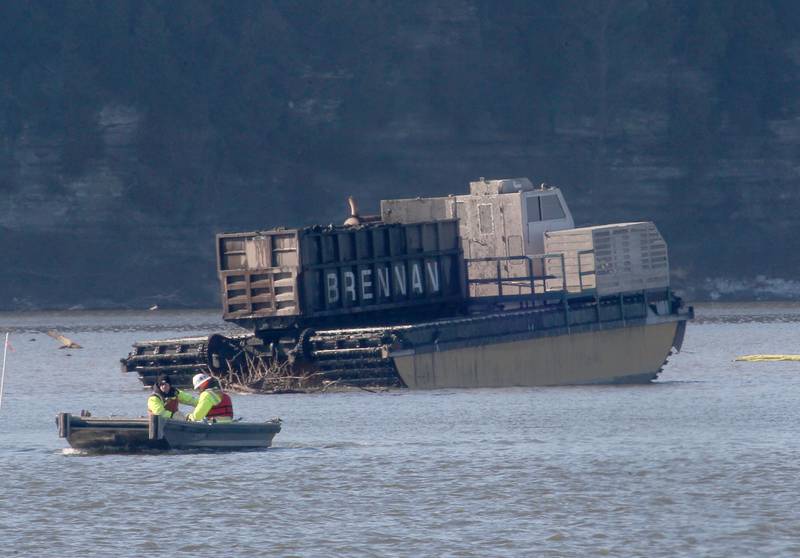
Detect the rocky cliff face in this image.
<box><xmin>2</xmin><ymin>0</ymin><xmax>800</xmax><ymax>310</ymax></box>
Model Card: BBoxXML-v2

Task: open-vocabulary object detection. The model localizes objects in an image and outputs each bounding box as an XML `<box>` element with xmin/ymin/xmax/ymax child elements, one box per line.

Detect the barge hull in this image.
<box><xmin>392</xmin><ymin>318</ymin><xmax>682</xmax><ymax>389</ymax></box>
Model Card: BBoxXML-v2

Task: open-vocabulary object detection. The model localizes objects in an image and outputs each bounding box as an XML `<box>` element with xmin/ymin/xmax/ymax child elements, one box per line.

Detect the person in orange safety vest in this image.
<box><xmin>187</xmin><ymin>373</ymin><xmax>234</xmax><ymax>423</ymax></box>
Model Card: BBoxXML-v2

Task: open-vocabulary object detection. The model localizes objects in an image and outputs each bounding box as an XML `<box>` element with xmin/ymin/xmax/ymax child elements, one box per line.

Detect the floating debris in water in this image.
<box><xmin>46</xmin><ymin>330</ymin><xmax>82</xmax><ymax>349</ymax></box>
<box><xmin>735</xmin><ymin>354</ymin><xmax>800</xmax><ymax>362</ymax></box>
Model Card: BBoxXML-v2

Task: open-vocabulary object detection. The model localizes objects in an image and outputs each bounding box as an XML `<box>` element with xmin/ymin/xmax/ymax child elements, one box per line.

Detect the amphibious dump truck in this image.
<box><xmin>122</xmin><ymin>177</ymin><xmax>692</xmax><ymax>389</ymax></box>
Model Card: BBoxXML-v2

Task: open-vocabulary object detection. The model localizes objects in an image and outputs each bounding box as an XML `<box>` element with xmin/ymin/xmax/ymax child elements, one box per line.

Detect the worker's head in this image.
<box><xmin>192</xmin><ymin>373</ymin><xmax>212</xmax><ymax>391</ymax></box>
<box><xmin>156</xmin><ymin>374</ymin><xmax>173</xmax><ymax>394</ymax></box>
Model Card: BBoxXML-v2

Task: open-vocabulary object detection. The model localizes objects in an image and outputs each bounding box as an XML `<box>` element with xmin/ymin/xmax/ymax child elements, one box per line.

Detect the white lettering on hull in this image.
<box><xmin>411</xmin><ymin>264</ymin><xmax>423</xmax><ymax>294</ymax></box>
<box><xmin>361</xmin><ymin>269</ymin><xmax>373</xmax><ymax>300</ymax></box>
<box><xmin>324</xmin><ymin>260</ymin><xmax>442</xmax><ymax>305</ymax></box>
<box><xmin>377</xmin><ymin>267</ymin><xmax>390</xmax><ymax>298</ymax></box>
<box><xmin>344</xmin><ymin>271</ymin><xmax>356</xmax><ymax>302</ymax></box>
<box><xmin>326</xmin><ymin>273</ymin><xmax>339</xmax><ymax>303</ymax></box>
<box><xmin>426</xmin><ymin>261</ymin><xmax>439</xmax><ymax>292</ymax></box>
<box><xmin>393</xmin><ymin>264</ymin><xmax>407</xmax><ymax>296</ymax></box>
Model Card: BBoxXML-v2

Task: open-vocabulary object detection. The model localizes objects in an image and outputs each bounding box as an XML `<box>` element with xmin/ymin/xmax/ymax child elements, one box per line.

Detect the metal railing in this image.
<box><xmin>465</xmin><ymin>250</ymin><xmax>596</xmax><ymax>302</ymax></box>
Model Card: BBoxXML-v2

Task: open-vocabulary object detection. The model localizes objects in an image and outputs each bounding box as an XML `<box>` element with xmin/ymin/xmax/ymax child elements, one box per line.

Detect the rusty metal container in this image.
<box><xmin>217</xmin><ymin>220</ymin><xmax>465</xmax><ymax>331</ymax></box>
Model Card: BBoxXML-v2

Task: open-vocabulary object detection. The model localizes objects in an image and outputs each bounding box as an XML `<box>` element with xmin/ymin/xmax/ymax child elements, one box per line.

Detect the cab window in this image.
<box><xmin>526</xmin><ymin>196</ymin><xmax>541</xmax><ymax>222</ymax></box>
<box><xmin>540</xmin><ymin>195</ymin><xmax>566</xmax><ymax>220</ymax></box>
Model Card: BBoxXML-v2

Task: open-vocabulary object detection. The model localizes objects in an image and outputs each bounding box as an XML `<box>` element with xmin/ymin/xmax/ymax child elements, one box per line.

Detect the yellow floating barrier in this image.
<box><xmin>735</xmin><ymin>355</ymin><xmax>800</xmax><ymax>362</ymax></box>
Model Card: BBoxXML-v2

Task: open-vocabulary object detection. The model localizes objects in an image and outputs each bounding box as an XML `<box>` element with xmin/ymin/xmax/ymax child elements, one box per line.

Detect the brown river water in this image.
<box><xmin>0</xmin><ymin>303</ymin><xmax>799</xmax><ymax>557</ymax></box>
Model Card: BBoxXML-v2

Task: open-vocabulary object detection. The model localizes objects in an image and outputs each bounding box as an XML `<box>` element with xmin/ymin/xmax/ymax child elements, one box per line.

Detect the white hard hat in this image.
<box><xmin>192</xmin><ymin>373</ymin><xmax>212</xmax><ymax>390</ymax></box>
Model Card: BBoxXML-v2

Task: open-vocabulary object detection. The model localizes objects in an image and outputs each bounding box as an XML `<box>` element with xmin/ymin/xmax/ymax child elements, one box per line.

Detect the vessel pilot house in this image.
<box><xmin>382</xmin><ymin>177</ymin><xmax>574</xmax><ymax>258</ymax></box>
<box><xmin>123</xmin><ymin>176</ymin><xmax>692</xmax><ymax>390</ymax></box>
<box><xmin>381</xmin><ymin>178</ymin><xmax>669</xmax><ymax>302</ymax></box>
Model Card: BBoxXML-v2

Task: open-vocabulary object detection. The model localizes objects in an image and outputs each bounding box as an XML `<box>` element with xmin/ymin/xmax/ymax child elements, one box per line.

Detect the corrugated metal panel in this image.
<box><xmin>217</xmin><ymin>220</ymin><xmax>464</xmax><ymax>329</ymax></box>
<box><xmin>544</xmin><ymin>222</ymin><xmax>669</xmax><ymax>296</ymax></box>
<box><xmin>300</xmin><ymin>221</ymin><xmax>462</xmax><ymax>315</ymax></box>
<box><xmin>218</xmin><ymin>231</ymin><xmax>301</xmax><ymax>319</ymax></box>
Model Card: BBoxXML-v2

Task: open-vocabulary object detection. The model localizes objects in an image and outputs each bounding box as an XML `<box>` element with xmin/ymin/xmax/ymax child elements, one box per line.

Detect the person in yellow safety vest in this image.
<box><xmin>187</xmin><ymin>373</ymin><xmax>234</xmax><ymax>423</ymax></box>
<box><xmin>147</xmin><ymin>374</ymin><xmax>198</xmax><ymax>420</ymax></box>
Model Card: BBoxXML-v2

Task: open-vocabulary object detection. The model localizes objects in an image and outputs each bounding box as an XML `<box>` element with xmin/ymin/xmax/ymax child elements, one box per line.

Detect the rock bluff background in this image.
<box><xmin>2</xmin><ymin>1</ymin><xmax>799</xmax><ymax>309</ymax></box>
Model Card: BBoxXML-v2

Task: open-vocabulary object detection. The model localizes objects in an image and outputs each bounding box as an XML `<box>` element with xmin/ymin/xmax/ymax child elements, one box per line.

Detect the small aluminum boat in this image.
<box><xmin>56</xmin><ymin>412</ymin><xmax>281</xmax><ymax>452</ymax></box>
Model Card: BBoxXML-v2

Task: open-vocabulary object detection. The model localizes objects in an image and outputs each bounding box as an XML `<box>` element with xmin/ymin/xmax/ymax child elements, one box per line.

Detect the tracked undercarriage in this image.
<box><xmin>121</xmin><ymin>327</ymin><xmax>405</xmax><ymax>391</ymax></box>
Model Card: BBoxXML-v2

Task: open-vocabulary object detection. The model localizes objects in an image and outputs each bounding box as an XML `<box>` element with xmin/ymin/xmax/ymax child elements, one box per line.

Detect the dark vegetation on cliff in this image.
<box><xmin>2</xmin><ymin>0</ymin><xmax>800</xmax><ymax>309</ymax></box>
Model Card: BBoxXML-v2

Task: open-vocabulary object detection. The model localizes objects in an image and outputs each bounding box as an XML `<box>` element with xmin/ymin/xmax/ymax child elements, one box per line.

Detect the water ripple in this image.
<box><xmin>1</xmin><ymin>306</ymin><xmax>799</xmax><ymax>556</ymax></box>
